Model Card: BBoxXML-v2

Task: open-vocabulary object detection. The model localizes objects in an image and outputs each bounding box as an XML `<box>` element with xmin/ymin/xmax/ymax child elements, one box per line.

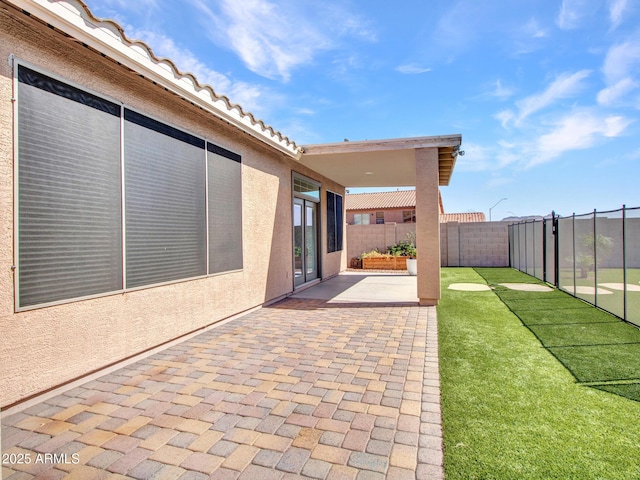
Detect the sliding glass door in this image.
<box><xmin>293</xmin><ymin>174</ymin><xmax>320</xmax><ymax>288</ymax></box>
<box><xmin>294</xmin><ymin>198</ymin><xmax>318</xmax><ymax>287</ymax></box>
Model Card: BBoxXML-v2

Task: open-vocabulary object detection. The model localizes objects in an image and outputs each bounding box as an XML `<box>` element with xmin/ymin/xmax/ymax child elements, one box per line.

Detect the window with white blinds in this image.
<box><xmin>207</xmin><ymin>143</ymin><xmax>243</xmax><ymax>274</ymax></box>
<box><xmin>17</xmin><ymin>65</ymin><xmax>123</xmax><ymax>308</ymax></box>
<box><xmin>15</xmin><ymin>64</ymin><xmax>244</xmax><ymax>309</ymax></box>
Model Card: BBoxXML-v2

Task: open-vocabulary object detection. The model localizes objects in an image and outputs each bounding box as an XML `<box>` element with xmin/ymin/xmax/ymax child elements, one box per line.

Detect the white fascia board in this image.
<box><xmin>8</xmin><ymin>0</ymin><xmax>300</xmax><ymax>158</ymax></box>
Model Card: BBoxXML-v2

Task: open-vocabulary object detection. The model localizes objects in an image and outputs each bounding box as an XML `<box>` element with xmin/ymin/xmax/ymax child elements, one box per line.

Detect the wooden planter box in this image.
<box><xmin>362</xmin><ymin>256</ymin><xmax>408</xmax><ymax>270</ymax></box>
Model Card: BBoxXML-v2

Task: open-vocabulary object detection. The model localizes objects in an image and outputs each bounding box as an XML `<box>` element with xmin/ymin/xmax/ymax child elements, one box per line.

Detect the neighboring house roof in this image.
<box><xmin>346</xmin><ymin>190</ymin><xmax>446</xmax><ymax>215</ymax></box>
<box><xmin>10</xmin><ymin>0</ymin><xmax>300</xmax><ymax>157</ymax></box>
<box><xmin>346</xmin><ymin>190</ymin><xmax>485</xmax><ymax>222</ymax></box>
<box><xmin>346</xmin><ymin>190</ymin><xmax>416</xmax><ymax>210</ymax></box>
<box><xmin>440</xmin><ymin>212</ymin><xmax>486</xmax><ymax>223</ymax></box>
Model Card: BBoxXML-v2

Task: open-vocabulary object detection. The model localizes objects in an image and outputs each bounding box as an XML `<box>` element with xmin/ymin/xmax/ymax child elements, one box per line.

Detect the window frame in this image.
<box><xmin>403</xmin><ymin>209</ymin><xmax>416</xmax><ymax>223</ymax></box>
<box><xmin>13</xmin><ymin>60</ymin><xmax>244</xmax><ymax>311</ymax></box>
<box><xmin>326</xmin><ymin>190</ymin><xmax>344</xmax><ymax>253</ymax></box>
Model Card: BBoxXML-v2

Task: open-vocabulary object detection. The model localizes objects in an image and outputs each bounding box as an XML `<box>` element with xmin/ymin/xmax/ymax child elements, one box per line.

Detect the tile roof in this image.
<box><xmin>346</xmin><ymin>190</ymin><xmax>446</xmax><ymax>214</ymax></box>
<box><xmin>346</xmin><ymin>190</ymin><xmax>485</xmax><ymax>222</ymax></box>
<box><xmin>16</xmin><ymin>0</ymin><xmax>299</xmax><ymax>157</ymax></box>
<box><xmin>346</xmin><ymin>190</ymin><xmax>416</xmax><ymax>210</ymax></box>
<box><xmin>440</xmin><ymin>212</ymin><xmax>486</xmax><ymax>223</ymax></box>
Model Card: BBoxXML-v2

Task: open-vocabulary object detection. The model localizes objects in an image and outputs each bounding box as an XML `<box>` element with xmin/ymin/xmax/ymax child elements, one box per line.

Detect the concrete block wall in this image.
<box><xmin>347</xmin><ymin>223</ymin><xmax>417</xmax><ymax>261</ymax></box>
<box><xmin>441</xmin><ymin>221</ymin><xmax>509</xmax><ymax>267</ymax></box>
<box><xmin>347</xmin><ymin>221</ymin><xmax>510</xmax><ymax>267</ymax></box>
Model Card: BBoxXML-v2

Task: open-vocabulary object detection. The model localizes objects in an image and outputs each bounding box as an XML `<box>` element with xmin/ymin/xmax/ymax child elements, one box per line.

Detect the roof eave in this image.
<box><xmin>302</xmin><ymin>134</ymin><xmax>462</xmax><ymax>155</ymax></box>
<box><xmin>7</xmin><ymin>0</ymin><xmax>300</xmax><ymax>158</ymax></box>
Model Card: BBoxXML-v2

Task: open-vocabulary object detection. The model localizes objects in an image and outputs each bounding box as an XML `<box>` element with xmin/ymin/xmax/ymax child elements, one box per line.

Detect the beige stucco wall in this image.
<box><xmin>415</xmin><ymin>148</ymin><xmax>441</xmax><ymax>304</ymax></box>
<box><xmin>0</xmin><ymin>9</ymin><xmax>345</xmax><ymax>408</ymax></box>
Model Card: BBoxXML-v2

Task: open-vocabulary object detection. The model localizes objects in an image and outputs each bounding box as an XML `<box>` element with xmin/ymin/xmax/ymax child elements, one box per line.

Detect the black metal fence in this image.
<box><xmin>509</xmin><ymin>206</ymin><xmax>640</xmax><ymax>327</ymax></box>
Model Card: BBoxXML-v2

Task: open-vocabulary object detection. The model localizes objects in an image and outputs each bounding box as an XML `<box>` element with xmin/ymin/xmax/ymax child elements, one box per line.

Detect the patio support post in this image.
<box><xmin>415</xmin><ymin>147</ymin><xmax>440</xmax><ymax>305</ymax></box>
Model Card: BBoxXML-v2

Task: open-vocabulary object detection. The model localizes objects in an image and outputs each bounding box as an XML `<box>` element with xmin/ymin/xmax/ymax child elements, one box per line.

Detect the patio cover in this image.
<box><xmin>299</xmin><ymin>134</ymin><xmax>463</xmax><ymax>305</ymax></box>
<box><xmin>299</xmin><ymin>135</ymin><xmax>461</xmax><ymax>187</ymax></box>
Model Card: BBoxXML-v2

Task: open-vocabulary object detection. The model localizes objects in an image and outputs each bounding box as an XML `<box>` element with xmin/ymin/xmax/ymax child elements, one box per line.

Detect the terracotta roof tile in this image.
<box><xmin>440</xmin><ymin>212</ymin><xmax>486</xmax><ymax>223</ymax></box>
<box><xmin>346</xmin><ymin>191</ymin><xmax>416</xmax><ymax>210</ymax></box>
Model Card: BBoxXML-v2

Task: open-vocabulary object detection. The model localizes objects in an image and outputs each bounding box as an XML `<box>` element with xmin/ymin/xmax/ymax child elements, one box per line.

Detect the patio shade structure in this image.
<box><xmin>299</xmin><ymin>135</ymin><xmax>462</xmax><ymax>305</ymax></box>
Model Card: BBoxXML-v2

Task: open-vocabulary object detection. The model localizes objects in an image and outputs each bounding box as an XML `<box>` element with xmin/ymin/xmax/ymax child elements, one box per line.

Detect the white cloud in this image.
<box><xmin>453</xmin><ymin>142</ymin><xmax>493</xmax><ymax>172</ymax></box>
<box><xmin>188</xmin><ymin>0</ymin><xmax>375</xmax><ymax>81</ymax></box>
<box><xmin>125</xmin><ymin>28</ymin><xmax>268</xmax><ymax>114</ymax></box>
<box><xmin>522</xmin><ymin>18</ymin><xmax>548</xmax><ymax>40</ymax></box>
<box><xmin>494</xmin><ymin>110</ymin><xmax>515</xmax><ymax>129</ymax></box>
<box><xmin>395</xmin><ymin>64</ymin><xmax>431</xmax><ymax>74</ymax></box>
<box><xmin>530</xmin><ymin>110</ymin><xmax>632</xmax><ymax>166</ymax></box>
<box><xmin>514</xmin><ymin>70</ymin><xmax>591</xmax><ymax>124</ymax></box>
<box><xmin>598</xmin><ymin>37</ymin><xmax>640</xmax><ymax>105</ymax></box>
<box><xmin>454</xmin><ymin>141</ymin><xmax>520</xmax><ymax>173</ymax></box>
<box><xmin>597</xmin><ymin>77</ymin><xmax>638</xmax><ymax>105</ymax></box>
<box><xmin>556</xmin><ymin>0</ymin><xmax>593</xmax><ymax>29</ymax></box>
<box><xmin>489</xmin><ymin>80</ymin><xmax>514</xmax><ymax>100</ymax></box>
<box><xmin>602</xmin><ymin>39</ymin><xmax>640</xmax><ymax>83</ymax></box>
<box><xmin>609</xmin><ymin>0</ymin><xmax>629</xmax><ymax>29</ymax></box>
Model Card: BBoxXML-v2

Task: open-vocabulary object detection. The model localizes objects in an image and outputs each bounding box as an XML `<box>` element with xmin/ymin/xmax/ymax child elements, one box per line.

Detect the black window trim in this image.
<box><xmin>326</xmin><ymin>189</ymin><xmax>344</xmax><ymax>253</ymax></box>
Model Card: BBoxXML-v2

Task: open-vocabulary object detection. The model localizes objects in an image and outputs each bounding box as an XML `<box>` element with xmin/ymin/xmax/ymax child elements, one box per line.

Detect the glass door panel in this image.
<box><xmin>293</xmin><ymin>197</ymin><xmax>318</xmax><ymax>287</ymax></box>
<box><xmin>305</xmin><ymin>203</ymin><xmax>317</xmax><ymax>281</ymax></box>
<box><xmin>293</xmin><ymin>199</ymin><xmax>304</xmax><ymax>287</ymax></box>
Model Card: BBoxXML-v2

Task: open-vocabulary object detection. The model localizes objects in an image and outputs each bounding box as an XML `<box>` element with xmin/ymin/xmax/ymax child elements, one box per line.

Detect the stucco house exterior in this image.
<box><xmin>0</xmin><ymin>0</ymin><xmax>462</xmax><ymax>409</ymax></box>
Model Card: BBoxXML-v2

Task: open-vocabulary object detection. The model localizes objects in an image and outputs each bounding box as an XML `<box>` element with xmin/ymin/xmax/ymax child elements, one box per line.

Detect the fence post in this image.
<box><xmin>623</xmin><ymin>204</ymin><xmax>627</xmax><ymax>322</ymax></box>
<box><xmin>532</xmin><ymin>221</ymin><xmax>536</xmax><ymax>278</ymax></box>
<box><xmin>551</xmin><ymin>210</ymin><xmax>560</xmax><ymax>288</ymax></box>
<box><xmin>572</xmin><ymin>213</ymin><xmax>576</xmax><ymax>296</ymax></box>
<box><xmin>508</xmin><ymin>224</ymin><xmax>512</xmax><ymax>268</ymax></box>
<box><xmin>542</xmin><ymin>219</ymin><xmax>547</xmax><ymax>282</ymax></box>
<box><xmin>593</xmin><ymin>209</ymin><xmax>598</xmax><ymax>307</ymax></box>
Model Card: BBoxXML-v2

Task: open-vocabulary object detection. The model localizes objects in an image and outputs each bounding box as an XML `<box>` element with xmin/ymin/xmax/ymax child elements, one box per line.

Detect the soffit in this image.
<box><xmin>300</xmin><ymin>135</ymin><xmax>462</xmax><ymax>188</ymax></box>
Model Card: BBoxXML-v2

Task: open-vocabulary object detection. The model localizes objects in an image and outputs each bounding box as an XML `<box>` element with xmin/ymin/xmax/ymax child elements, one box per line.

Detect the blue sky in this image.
<box><xmin>83</xmin><ymin>0</ymin><xmax>640</xmax><ymax>220</ymax></box>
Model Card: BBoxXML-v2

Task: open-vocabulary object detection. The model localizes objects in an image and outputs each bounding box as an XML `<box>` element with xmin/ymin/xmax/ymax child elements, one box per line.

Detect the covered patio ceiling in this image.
<box><xmin>298</xmin><ymin>134</ymin><xmax>462</xmax><ymax>188</ymax></box>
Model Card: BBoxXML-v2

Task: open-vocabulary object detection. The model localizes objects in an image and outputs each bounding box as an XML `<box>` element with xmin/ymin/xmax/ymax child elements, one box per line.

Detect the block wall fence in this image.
<box><xmin>346</xmin><ymin>221</ymin><xmax>510</xmax><ymax>267</ymax></box>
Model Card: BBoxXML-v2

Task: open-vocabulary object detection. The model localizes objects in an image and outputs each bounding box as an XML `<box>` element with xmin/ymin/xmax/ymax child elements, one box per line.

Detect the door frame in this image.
<box><xmin>292</xmin><ymin>173</ymin><xmax>321</xmax><ymax>289</ymax></box>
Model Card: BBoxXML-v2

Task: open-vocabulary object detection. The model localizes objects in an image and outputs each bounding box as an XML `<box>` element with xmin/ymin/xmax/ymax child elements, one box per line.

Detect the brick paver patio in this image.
<box><xmin>1</xmin><ymin>298</ymin><xmax>443</xmax><ymax>479</ymax></box>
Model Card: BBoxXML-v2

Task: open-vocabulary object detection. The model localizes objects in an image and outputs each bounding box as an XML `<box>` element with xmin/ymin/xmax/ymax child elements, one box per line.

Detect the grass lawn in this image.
<box><xmin>439</xmin><ymin>267</ymin><xmax>640</xmax><ymax>479</ymax></box>
<box><xmin>557</xmin><ymin>267</ymin><xmax>640</xmax><ymax>326</ymax></box>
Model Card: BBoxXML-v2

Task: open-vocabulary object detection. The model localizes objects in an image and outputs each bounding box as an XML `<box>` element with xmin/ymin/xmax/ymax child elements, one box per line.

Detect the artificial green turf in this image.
<box><xmin>439</xmin><ymin>268</ymin><xmax>640</xmax><ymax>479</ymax></box>
<box><xmin>556</xmin><ymin>267</ymin><xmax>640</xmax><ymax>327</ymax></box>
<box><xmin>548</xmin><ymin>344</ymin><xmax>640</xmax><ymax>382</ymax></box>
<box><xmin>477</xmin><ymin>266</ymin><xmax>640</xmax><ymax>395</ymax></box>
<box><xmin>528</xmin><ymin>322</ymin><xmax>640</xmax><ymax>346</ymax></box>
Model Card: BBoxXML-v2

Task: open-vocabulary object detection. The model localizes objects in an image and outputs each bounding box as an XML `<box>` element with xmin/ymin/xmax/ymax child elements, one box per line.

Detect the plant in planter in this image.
<box><xmin>360</xmin><ymin>234</ymin><xmax>418</xmax><ymax>271</ymax></box>
<box><xmin>361</xmin><ymin>249</ymin><xmax>402</xmax><ymax>270</ymax></box>
<box><xmin>388</xmin><ymin>232</ymin><xmax>417</xmax><ymax>275</ymax></box>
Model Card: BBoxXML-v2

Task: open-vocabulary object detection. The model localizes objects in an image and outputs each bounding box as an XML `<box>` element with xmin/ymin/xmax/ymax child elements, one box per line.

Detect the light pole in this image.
<box><xmin>489</xmin><ymin>197</ymin><xmax>507</xmax><ymax>221</ymax></box>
